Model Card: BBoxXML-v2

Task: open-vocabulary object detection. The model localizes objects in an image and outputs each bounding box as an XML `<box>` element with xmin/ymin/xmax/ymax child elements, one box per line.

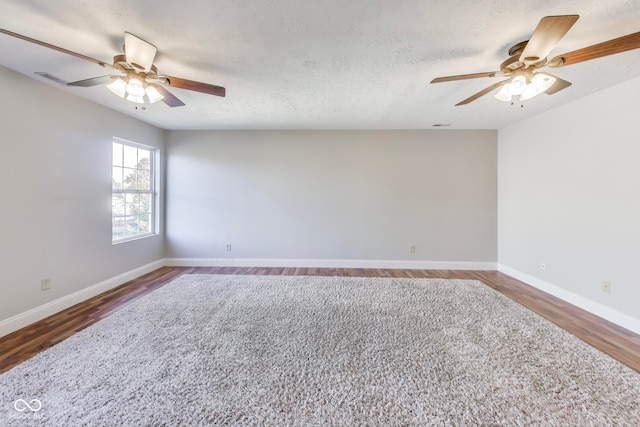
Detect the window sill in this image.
<box><xmin>112</xmin><ymin>233</ymin><xmax>158</xmax><ymax>245</ymax></box>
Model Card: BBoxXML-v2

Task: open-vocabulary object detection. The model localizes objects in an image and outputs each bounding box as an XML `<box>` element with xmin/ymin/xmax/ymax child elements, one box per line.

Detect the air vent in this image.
<box><xmin>34</xmin><ymin>72</ymin><xmax>68</xmax><ymax>85</ymax></box>
<box><xmin>432</xmin><ymin>124</ymin><xmax>452</xmax><ymax>127</ymax></box>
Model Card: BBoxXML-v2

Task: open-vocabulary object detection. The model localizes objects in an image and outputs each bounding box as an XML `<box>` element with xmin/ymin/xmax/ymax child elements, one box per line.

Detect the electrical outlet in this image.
<box><xmin>601</xmin><ymin>281</ymin><xmax>611</xmax><ymax>293</ymax></box>
<box><xmin>41</xmin><ymin>278</ymin><xmax>51</xmax><ymax>291</ymax></box>
<box><xmin>539</xmin><ymin>261</ymin><xmax>546</xmax><ymax>271</ymax></box>
<box><xmin>409</xmin><ymin>245</ymin><xmax>416</xmax><ymax>254</ymax></box>
<box><xmin>226</xmin><ymin>244</ymin><xmax>232</xmax><ymax>251</ymax></box>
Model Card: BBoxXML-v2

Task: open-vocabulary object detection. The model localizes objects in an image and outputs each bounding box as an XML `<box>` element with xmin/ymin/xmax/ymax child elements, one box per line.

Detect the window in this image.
<box><xmin>112</xmin><ymin>139</ymin><xmax>156</xmax><ymax>242</ymax></box>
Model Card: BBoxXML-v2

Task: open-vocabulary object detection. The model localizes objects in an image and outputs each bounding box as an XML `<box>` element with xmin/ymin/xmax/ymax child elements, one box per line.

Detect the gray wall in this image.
<box><xmin>165</xmin><ymin>130</ymin><xmax>497</xmax><ymax>264</ymax></box>
<box><xmin>0</xmin><ymin>65</ymin><xmax>165</xmax><ymax>324</ymax></box>
<box><xmin>3</xmin><ymin>57</ymin><xmax>638</xmax><ymax>336</ymax></box>
<box><xmin>498</xmin><ymin>75</ymin><xmax>640</xmax><ymax>326</ymax></box>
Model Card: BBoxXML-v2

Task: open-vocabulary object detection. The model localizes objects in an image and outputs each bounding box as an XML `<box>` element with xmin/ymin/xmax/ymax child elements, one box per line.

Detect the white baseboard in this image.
<box><xmin>0</xmin><ymin>260</ymin><xmax>165</xmax><ymax>338</ymax></box>
<box><xmin>498</xmin><ymin>264</ymin><xmax>640</xmax><ymax>335</ymax></box>
<box><xmin>164</xmin><ymin>257</ymin><xmax>497</xmax><ymax>271</ymax></box>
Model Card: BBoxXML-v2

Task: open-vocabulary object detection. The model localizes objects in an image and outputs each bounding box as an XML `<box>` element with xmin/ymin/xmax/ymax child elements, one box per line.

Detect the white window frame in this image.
<box><xmin>112</xmin><ymin>138</ymin><xmax>158</xmax><ymax>244</ymax></box>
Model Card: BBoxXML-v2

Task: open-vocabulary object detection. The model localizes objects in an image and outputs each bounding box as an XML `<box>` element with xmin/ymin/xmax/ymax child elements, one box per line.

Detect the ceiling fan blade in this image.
<box><xmin>67</xmin><ymin>75</ymin><xmax>113</xmax><ymax>87</ymax></box>
<box><xmin>162</xmin><ymin>76</ymin><xmax>226</xmax><ymax>97</ymax></box>
<box><xmin>539</xmin><ymin>72</ymin><xmax>572</xmax><ymax>95</ymax></box>
<box><xmin>0</xmin><ymin>28</ymin><xmax>113</xmax><ymax>69</ymax></box>
<box><xmin>152</xmin><ymin>84</ymin><xmax>186</xmax><ymax>107</ymax></box>
<box><xmin>430</xmin><ymin>72</ymin><xmax>498</xmax><ymax>84</ymax></box>
<box><xmin>124</xmin><ymin>32</ymin><xmax>157</xmax><ymax>72</ymax></box>
<box><xmin>455</xmin><ymin>79</ymin><xmax>510</xmax><ymax>106</ymax></box>
<box><xmin>519</xmin><ymin>15</ymin><xmax>579</xmax><ymax>63</ymax></box>
<box><xmin>549</xmin><ymin>31</ymin><xmax>640</xmax><ymax>67</ymax></box>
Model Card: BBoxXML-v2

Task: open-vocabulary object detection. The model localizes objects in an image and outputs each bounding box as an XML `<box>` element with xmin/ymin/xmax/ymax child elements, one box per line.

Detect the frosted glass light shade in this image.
<box><xmin>126</xmin><ymin>77</ymin><xmax>146</xmax><ymax>97</ymax></box>
<box><xmin>494</xmin><ymin>84</ymin><xmax>512</xmax><ymax>102</ymax></box>
<box><xmin>521</xmin><ymin>73</ymin><xmax>557</xmax><ymax>101</ymax></box>
<box><xmin>145</xmin><ymin>85</ymin><xmax>164</xmax><ymax>103</ymax></box>
<box><xmin>108</xmin><ymin>76</ymin><xmax>166</xmax><ymax>105</ymax></box>
<box><xmin>508</xmin><ymin>75</ymin><xmax>527</xmax><ymax>96</ymax></box>
<box><xmin>106</xmin><ymin>78</ymin><xmax>127</xmax><ymax>98</ymax></box>
<box><xmin>126</xmin><ymin>94</ymin><xmax>145</xmax><ymax>103</ymax></box>
<box><xmin>495</xmin><ymin>73</ymin><xmax>557</xmax><ymax>102</ymax></box>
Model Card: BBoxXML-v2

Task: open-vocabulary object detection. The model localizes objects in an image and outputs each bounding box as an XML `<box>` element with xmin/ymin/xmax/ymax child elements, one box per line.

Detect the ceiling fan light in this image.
<box><xmin>145</xmin><ymin>85</ymin><xmax>164</xmax><ymax>103</ymax></box>
<box><xmin>106</xmin><ymin>78</ymin><xmax>127</xmax><ymax>98</ymax></box>
<box><xmin>494</xmin><ymin>85</ymin><xmax>512</xmax><ymax>102</ymax></box>
<box><xmin>126</xmin><ymin>77</ymin><xmax>146</xmax><ymax>97</ymax></box>
<box><xmin>126</xmin><ymin>94</ymin><xmax>145</xmax><ymax>104</ymax></box>
<box><xmin>521</xmin><ymin>73</ymin><xmax>557</xmax><ymax>101</ymax></box>
<box><xmin>507</xmin><ymin>75</ymin><xmax>527</xmax><ymax>96</ymax></box>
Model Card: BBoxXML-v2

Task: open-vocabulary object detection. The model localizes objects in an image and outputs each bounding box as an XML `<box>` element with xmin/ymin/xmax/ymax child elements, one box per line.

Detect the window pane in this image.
<box><xmin>111</xmin><ymin>227</ymin><xmax>125</xmax><ymax>240</ymax></box>
<box><xmin>123</xmin><ymin>168</ymin><xmax>137</xmax><ymax>190</ymax></box>
<box><xmin>125</xmin><ymin>201</ymin><xmax>137</xmax><ymax>216</ymax></box>
<box><xmin>125</xmin><ymin>193</ymin><xmax>142</xmax><ymax>216</ymax></box>
<box><xmin>112</xmin><ymin>166</ymin><xmax>123</xmax><ymax>190</ymax></box>
<box><xmin>137</xmin><ymin>214</ymin><xmax>151</xmax><ymax>234</ymax></box>
<box><xmin>136</xmin><ymin>169</ymin><xmax>151</xmax><ymax>190</ymax></box>
<box><xmin>112</xmin><ymin>216</ymin><xmax>125</xmax><ymax>240</ymax></box>
<box><xmin>138</xmin><ymin>193</ymin><xmax>151</xmax><ymax>214</ymax></box>
<box><xmin>123</xmin><ymin>144</ymin><xmax>138</xmax><ymax>168</ymax></box>
<box><xmin>112</xmin><ymin>193</ymin><xmax>125</xmax><ymax>216</ymax></box>
<box><xmin>113</xmin><ymin>143</ymin><xmax>123</xmax><ymax>167</ymax></box>
<box><xmin>125</xmin><ymin>216</ymin><xmax>138</xmax><ymax>236</ymax></box>
<box><xmin>138</xmin><ymin>148</ymin><xmax>150</xmax><ymax>166</ymax></box>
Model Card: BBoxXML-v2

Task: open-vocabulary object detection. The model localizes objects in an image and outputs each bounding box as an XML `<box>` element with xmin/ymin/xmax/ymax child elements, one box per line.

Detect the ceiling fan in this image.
<box><xmin>430</xmin><ymin>15</ymin><xmax>640</xmax><ymax>106</ymax></box>
<box><xmin>0</xmin><ymin>29</ymin><xmax>226</xmax><ymax>107</ymax></box>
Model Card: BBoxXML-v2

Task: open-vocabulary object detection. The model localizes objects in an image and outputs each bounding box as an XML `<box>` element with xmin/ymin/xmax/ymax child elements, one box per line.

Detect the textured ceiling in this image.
<box><xmin>0</xmin><ymin>0</ymin><xmax>639</xmax><ymax>130</ymax></box>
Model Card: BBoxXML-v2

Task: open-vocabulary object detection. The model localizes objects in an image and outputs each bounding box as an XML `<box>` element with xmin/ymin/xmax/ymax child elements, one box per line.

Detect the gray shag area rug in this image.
<box><xmin>1</xmin><ymin>274</ymin><xmax>639</xmax><ymax>426</ymax></box>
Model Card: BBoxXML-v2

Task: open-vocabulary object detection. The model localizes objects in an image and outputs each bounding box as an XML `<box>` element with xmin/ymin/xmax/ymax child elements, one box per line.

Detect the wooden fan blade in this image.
<box><xmin>430</xmin><ymin>72</ymin><xmax>498</xmax><ymax>84</ymax></box>
<box><xmin>163</xmin><ymin>76</ymin><xmax>226</xmax><ymax>97</ymax></box>
<box><xmin>519</xmin><ymin>15</ymin><xmax>579</xmax><ymax>63</ymax></box>
<box><xmin>549</xmin><ymin>31</ymin><xmax>640</xmax><ymax>67</ymax></box>
<box><xmin>124</xmin><ymin>32</ymin><xmax>157</xmax><ymax>72</ymax></box>
<box><xmin>539</xmin><ymin>72</ymin><xmax>572</xmax><ymax>95</ymax></box>
<box><xmin>0</xmin><ymin>28</ymin><xmax>112</xmax><ymax>68</ymax></box>
<box><xmin>67</xmin><ymin>75</ymin><xmax>113</xmax><ymax>87</ymax></box>
<box><xmin>152</xmin><ymin>84</ymin><xmax>186</xmax><ymax>107</ymax></box>
<box><xmin>455</xmin><ymin>79</ymin><xmax>510</xmax><ymax>106</ymax></box>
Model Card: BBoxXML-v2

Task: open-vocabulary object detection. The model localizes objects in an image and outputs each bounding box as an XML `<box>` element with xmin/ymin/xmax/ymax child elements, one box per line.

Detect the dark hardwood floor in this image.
<box><xmin>1</xmin><ymin>267</ymin><xmax>638</xmax><ymax>374</ymax></box>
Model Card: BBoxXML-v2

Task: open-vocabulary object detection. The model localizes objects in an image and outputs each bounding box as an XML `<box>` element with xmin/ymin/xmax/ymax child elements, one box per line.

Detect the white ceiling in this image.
<box><xmin>0</xmin><ymin>0</ymin><xmax>639</xmax><ymax>130</ymax></box>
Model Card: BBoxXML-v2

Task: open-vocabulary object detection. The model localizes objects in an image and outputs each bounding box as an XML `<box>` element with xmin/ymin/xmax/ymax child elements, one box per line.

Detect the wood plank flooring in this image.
<box><xmin>1</xmin><ymin>267</ymin><xmax>638</xmax><ymax>375</ymax></box>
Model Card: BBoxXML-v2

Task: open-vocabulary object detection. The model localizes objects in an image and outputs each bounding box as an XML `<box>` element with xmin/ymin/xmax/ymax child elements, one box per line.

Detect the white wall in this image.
<box><xmin>165</xmin><ymin>130</ymin><xmax>497</xmax><ymax>267</ymax></box>
<box><xmin>498</xmin><ymin>76</ymin><xmax>640</xmax><ymax>331</ymax></box>
<box><xmin>0</xmin><ymin>65</ymin><xmax>165</xmax><ymax>333</ymax></box>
